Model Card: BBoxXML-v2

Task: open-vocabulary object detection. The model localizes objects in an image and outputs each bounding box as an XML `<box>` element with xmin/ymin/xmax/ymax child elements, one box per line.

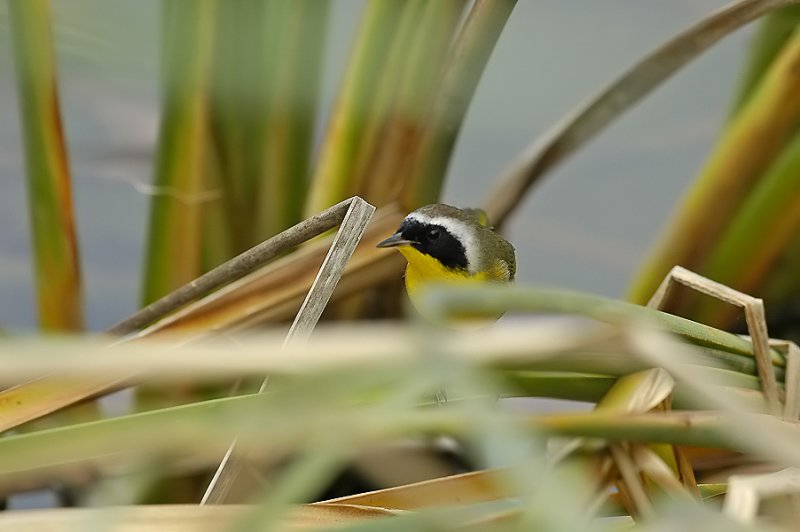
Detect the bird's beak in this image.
<box><xmin>376</xmin><ymin>233</ymin><xmax>415</xmax><ymax>248</ymax></box>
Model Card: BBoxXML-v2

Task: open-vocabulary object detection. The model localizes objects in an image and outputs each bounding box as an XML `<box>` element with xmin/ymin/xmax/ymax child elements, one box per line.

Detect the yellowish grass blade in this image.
<box><xmin>629</xmin><ymin>27</ymin><xmax>800</xmax><ymax>305</ymax></box>
<box><xmin>317</xmin><ymin>469</ymin><xmax>512</xmax><ymax>510</ymax></box>
<box><xmin>728</xmin><ymin>6</ymin><xmax>800</xmax><ymax>117</ymax></box>
<box><xmin>595</xmin><ymin>369</ymin><xmax>675</xmax><ymax>414</ymax></box>
<box><xmin>319</xmin><ymin>468</ymin><xmax>726</xmax><ymax>517</ymax></box>
<box><xmin>0</xmin><ymin>375</ymin><xmax>129</xmax><ymax>434</ymax></box>
<box><xmin>0</xmin><ymin>504</ymin><xmax>393</xmax><ymax>531</ymax></box>
<box><xmin>692</xmin><ymin>131</ymin><xmax>800</xmax><ymax>325</ymax></box>
<box><xmin>8</xmin><ymin>0</ymin><xmax>83</xmax><ymax>331</ymax></box>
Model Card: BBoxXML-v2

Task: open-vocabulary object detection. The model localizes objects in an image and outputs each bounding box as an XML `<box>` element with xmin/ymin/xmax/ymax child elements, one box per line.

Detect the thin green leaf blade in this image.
<box><xmin>305</xmin><ymin>0</ymin><xmax>405</xmax><ymax>216</ymax></box>
<box><xmin>728</xmin><ymin>6</ymin><xmax>800</xmax><ymax>117</ymax></box>
<box><xmin>256</xmin><ymin>0</ymin><xmax>330</xmax><ymax>237</ymax></box>
<box><xmin>356</xmin><ymin>0</ymin><xmax>467</xmax><ymax>206</ymax></box>
<box><xmin>692</xmin><ymin>131</ymin><xmax>800</xmax><ymax>323</ymax></box>
<box><xmin>8</xmin><ymin>0</ymin><xmax>83</xmax><ymax>331</ymax></box>
<box><xmin>142</xmin><ymin>0</ymin><xmax>217</xmax><ymax>304</ymax></box>
<box><xmin>402</xmin><ymin>0</ymin><xmax>517</xmax><ymax>208</ymax></box>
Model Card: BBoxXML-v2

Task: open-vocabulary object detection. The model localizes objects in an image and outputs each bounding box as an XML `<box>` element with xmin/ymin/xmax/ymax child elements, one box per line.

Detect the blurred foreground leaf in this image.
<box><xmin>0</xmin><ymin>280</ymin><xmax>786</xmax><ymax>434</ymax></box>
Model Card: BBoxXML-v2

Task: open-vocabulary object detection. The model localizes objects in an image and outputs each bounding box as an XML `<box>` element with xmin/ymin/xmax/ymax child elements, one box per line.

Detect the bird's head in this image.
<box><xmin>377</xmin><ymin>204</ymin><xmax>481</xmax><ymax>274</ymax></box>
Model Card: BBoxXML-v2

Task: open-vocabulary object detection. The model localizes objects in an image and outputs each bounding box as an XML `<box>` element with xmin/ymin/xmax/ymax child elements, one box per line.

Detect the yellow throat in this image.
<box><xmin>398</xmin><ymin>246</ymin><xmax>508</xmax><ymax>326</ymax></box>
<box><xmin>399</xmin><ymin>246</ymin><xmax>493</xmax><ymax>301</ymax></box>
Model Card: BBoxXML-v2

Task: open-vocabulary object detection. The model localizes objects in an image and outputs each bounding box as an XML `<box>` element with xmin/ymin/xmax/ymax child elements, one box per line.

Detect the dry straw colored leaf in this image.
<box><xmin>0</xmin><ymin>504</ymin><xmax>395</xmax><ymax>531</ymax></box>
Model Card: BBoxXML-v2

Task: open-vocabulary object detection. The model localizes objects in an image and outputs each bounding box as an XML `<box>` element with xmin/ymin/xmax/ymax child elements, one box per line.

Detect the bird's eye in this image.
<box><xmin>427</xmin><ymin>227</ymin><xmax>440</xmax><ymax>240</ymax></box>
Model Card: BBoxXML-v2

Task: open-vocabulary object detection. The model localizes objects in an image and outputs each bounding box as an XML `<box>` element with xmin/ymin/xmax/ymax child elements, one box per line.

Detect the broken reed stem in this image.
<box><xmin>108</xmin><ymin>198</ymin><xmax>358</xmax><ymax>336</ymax></box>
<box><xmin>201</xmin><ymin>197</ymin><xmax>375</xmax><ymax>505</ymax></box>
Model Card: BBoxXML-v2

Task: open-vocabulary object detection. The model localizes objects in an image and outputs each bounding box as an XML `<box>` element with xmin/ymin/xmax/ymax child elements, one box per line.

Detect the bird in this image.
<box><xmin>377</xmin><ymin>203</ymin><xmax>516</xmax><ymax>323</ymax></box>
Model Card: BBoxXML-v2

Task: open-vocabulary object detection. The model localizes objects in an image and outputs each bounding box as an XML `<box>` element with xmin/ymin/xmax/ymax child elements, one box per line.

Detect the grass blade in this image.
<box><xmin>728</xmin><ymin>5</ymin><xmax>800</xmax><ymax>116</ymax></box>
<box><xmin>142</xmin><ymin>0</ymin><xmax>216</xmax><ymax>304</ymax></box>
<box><xmin>402</xmin><ymin>0</ymin><xmax>517</xmax><ymax>208</ymax></box>
<box><xmin>8</xmin><ymin>0</ymin><xmax>83</xmax><ymax>331</ymax></box>
<box><xmin>424</xmin><ymin>285</ymin><xmax>784</xmax><ymax>365</ymax></box>
<box><xmin>317</xmin><ymin>469</ymin><xmax>512</xmax><ymax>510</ymax></box>
<box><xmin>0</xmin><ymin>505</ymin><xmax>391</xmax><ymax>531</ymax></box>
<box><xmin>0</xmin><ymin>390</ymin><xmax>790</xmax><ymax>480</ymax></box>
<box><xmin>629</xmin><ymin>27</ymin><xmax>800</xmax><ymax>305</ymax></box>
<box><xmin>208</xmin><ymin>0</ymin><xmax>329</xmax><ymax>252</ymax></box>
<box><xmin>256</xmin><ymin>0</ymin><xmax>329</xmax><ymax>238</ymax></box>
<box><xmin>305</xmin><ymin>0</ymin><xmax>406</xmax><ymax>216</ymax></box>
<box><xmin>348</xmin><ymin>0</ymin><xmax>426</xmax><ymax>201</ymax></box>
<box><xmin>356</xmin><ymin>0</ymin><xmax>467</xmax><ymax>206</ymax></box>
<box><xmin>692</xmin><ymin>131</ymin><xmax>800</xmax><ymax>324</ymax></box>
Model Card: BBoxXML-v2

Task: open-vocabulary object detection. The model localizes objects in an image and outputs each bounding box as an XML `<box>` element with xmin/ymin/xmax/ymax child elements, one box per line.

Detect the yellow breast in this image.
<box><xmin>397</xmin><ymin>247</ymin><xmax>508</xmax><ymax>325</ymax></box>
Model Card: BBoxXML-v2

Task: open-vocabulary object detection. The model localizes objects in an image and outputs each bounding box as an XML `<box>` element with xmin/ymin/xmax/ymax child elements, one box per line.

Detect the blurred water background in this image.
<box><xmin>0</xmin><ymin>0</ymin><xmax>748</xmax><ymax>331</ymax></box>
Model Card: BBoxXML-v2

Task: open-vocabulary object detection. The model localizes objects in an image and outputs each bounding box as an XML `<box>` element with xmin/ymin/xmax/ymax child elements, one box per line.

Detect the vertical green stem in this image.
<box><xmin>304</xmin><ymin>0</ymin><xmax>405</xmax><ymax>216</ymax></box>
<box><xmin>142</xmin><ymin>0</ymin><xmax>216</xmax><ymax>304</ymax></box>
<box><xmin>256</xmin><ymin>0</ymin><xmax>329</xmax><ymax>237</ymax></box>
<box><xmin>402</xmin><ymin>0</ymin><xmax>518</xmax><ymax>208</ymax></box>
<box><xmin>207</xmin><ymin>0</ymin><xmax>328</xmax><ymax>253</ymax></box>
<box><xmin>349</xmin><ymin>0</ymin><xmax>426</xmax><ymax>201</ymax></box>
<box><xmin>8</xmin><ymin>0</ymin><xmax>83</xmax><ymax>331</ymax></box>
<box><xmin>205</xmin><ymin>0</ymin><xmax>249</xmax><ymax>253</ymax></box>
<box><xmin>359</xmin><ymin>0</ymin><xmax>467</xmax><ymax>206</ymax></box>
<box><xmin>208</xmin><ymin>0</ymin><xmax>275</xmax><ymax>253</ymax></box>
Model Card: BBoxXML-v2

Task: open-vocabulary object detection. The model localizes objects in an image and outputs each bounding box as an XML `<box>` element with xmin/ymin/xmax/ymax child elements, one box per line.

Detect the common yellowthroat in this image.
<box><xmin>377</xmin><ymin>204</ymin><xmax>516</xmax><ymax>321</ymax></box>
